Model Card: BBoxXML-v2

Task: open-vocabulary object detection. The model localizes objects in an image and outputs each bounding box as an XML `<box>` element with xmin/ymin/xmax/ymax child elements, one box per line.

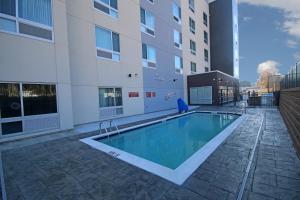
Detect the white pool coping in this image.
<box><xmin>80</xmin><ymin>111</ymin><xmax>246</xmax><ymax>185</ymax></box>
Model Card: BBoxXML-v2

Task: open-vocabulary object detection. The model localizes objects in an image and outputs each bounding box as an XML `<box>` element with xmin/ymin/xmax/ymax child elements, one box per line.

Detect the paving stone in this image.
<box><xmin>277</xmin><ymin>176</ymin><xmax>300</xmax><ymax>192</ymax></box>
<box><xmin>247</xmin><ymin>192</ymin><xmax>276</xmax><ymax>200</ymax></box>
<box><xmin>159</xmin><ymin>186</ymin><xmax>208</xmax><ymax>200</ymax></box>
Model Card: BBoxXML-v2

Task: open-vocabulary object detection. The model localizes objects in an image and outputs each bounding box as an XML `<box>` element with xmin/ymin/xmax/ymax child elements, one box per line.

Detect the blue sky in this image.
<box><xmin>238</xmin><ymin>0</ymin><xmax>300</xmax><ymax>83</ymax></box>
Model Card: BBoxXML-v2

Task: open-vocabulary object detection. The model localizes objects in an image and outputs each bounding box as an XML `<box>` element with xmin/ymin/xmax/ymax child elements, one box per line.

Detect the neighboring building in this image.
<box><xmin>181</xmin><ymin>0</ymin><xmax>210</xmax><ymax>100</ymax></box>
<box><xmin>0</xmin><ymin>0</ymin><xmax>237</xmax><ymax>138</ymax></box>
<box><xmin>209</xmin><ymin>0</ymin><xmax>239</xmax><ymax>78</ymax></box>
<box><xmin>186</xmin><ymin>0</ymin><xmax>240</xmax><ymax>106</ymax></box>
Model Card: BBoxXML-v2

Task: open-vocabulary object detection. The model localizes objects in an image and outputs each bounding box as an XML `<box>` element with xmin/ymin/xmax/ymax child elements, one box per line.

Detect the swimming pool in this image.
<box><xmin>81</xmin><ymin>111</ymin><xmax>244</xmax><ymax>185</ymax></box>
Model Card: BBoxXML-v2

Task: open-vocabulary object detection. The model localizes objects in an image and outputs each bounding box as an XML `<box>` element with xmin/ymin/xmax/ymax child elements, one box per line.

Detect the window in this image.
<box><xmin>173</xmin><ymin>29</ymin><xmax>182</xmax><ymax>49</ymax></box>
<box><xmin>99</xmin><ymin>88</ymin><xmax>122</xmax><ymax>107</ymax></box>
<box><xmin>0</xmin><ymin>0</ymin><xmax>53</xmax><ymax>41</ymax></box>
<box><xmin>94</xmin><ymin>0</ymin><xmax>118</xmax><ymax>18</ymax></box>
<box><xmin>142</xmin><ymin>43</ymin><xmax>156</xmax><ymax>68</ymax></box>
<box><xmin>191</xmin><ymin>62</ymin><xmax>196</xmax><ymax>73</ymax></box>
<box><xmin>0</xmin><ymin>82</ymin><xmax>57</xmax><ymax>135</ymax></box>
<box><xmin>175</xmin><ymin>56</ymin><xmax>183</xmax><ymax>74</ymax></box>
<box><xmin>140</xmin><ymin>7</ymin><xmax>155</xmax><ymax>36</ymax></box>
<box><xmin>189</xmin><ymin>0</ymin><xmax>195</xmax><ymax>12</ymax></box>
<box><xmin>99</xmin><ymin>88</ymin><xmax>123</xmax><ymax>116</ymax></box>
<box><xmin>189</xmin><ymin>17</ymin><xmax>195</xmax><ymax>34</ymax></box>
<box><xmin>95</xmin><ymin>26</ymin><xmax>120</xmax><ymax>61</ymax></box>
<box><xmin>203</xmin><ymin>12</ymin><xmax>208</xmax><ymax>26</ymax></box>
<box><xmin>0</xmin><ymin>83</ymin><xmax>21</xmax><ymax>118</ymax></box>
<box><xmin>204</xmin><ymin>31</ymin><xmax>208</xmax><ymax>44</ymax></box>
<box><xmin>172</xmin><ymin>2</ymin><xmax>181</xmax><ymax>24</ymax></box>
<box><xmin>205</xmin><ymin>67</ymin><xmax>209</xmax><ymax>72</ymax></box>
<box><xmin>204</xmin><ymin>49</ymin><xmax>209</xmax><ymax>62</ymax></box>
<box><xmin>190</xmin><ymin>40</ymin><xmax>196</xmax><ymax>55</ymax></box>
<box><xmin>22</xmin><ymin>84</ymin><xmax>57</xmax><ymax>116</ymax></box>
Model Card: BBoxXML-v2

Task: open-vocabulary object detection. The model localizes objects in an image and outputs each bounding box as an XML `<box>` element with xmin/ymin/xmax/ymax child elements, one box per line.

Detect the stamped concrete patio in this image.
<box><xmin>1</xmin><ymin>108</ymin><xmax>299</xmax><ymax>200</ymax></box>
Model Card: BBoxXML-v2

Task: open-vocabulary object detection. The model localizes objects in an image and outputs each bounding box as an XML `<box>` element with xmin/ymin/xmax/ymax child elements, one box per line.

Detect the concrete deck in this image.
<box><xmin>1</xmin><ymin>108</ymin><xmax>299</xmax><ymax>200</ymax></box>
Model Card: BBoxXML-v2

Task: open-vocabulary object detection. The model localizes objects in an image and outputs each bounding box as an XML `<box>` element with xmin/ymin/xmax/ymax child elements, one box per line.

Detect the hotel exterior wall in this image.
<box><xmin>67</xmin><ymin>0</ymin><xmax>144</xmax><ymax>125</ymax></box>
<box><xmin>182</xmin><ymin>0</ymin><xmax>210</xmax><ymax>101</ymax></box>
<box><xmin>0</xmin><ymin>0</ymin><xmax>74</xmax><ymax>133</ymax></box>
<box><xmin>141</xmin><ymin>0</ymin><xmax>184</xmax><ymax>113</ymax></box>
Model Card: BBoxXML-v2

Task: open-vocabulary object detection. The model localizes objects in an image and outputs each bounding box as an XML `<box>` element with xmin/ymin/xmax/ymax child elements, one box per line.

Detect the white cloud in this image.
<box><xmin>257</xmin><ymin>60</ymin><xmax>280</xmax><ymax>75</ymax></box>
<box><xmin>286</xmin><ymin>39</ymin><xmax>298</xmax><ymax>48</ymax></box>
<box><xmin>239</xmin><ymin>0</ymin><xmax>300</xmax><ymax>39</ymax></box>
<box><xmin>293</xmin><ymin>52</ymin><xmax>300</xmax><ymax>61</ymax></box>
<box><xmin>243</xmin><ymin>16</ymin><xmax>252</xmax><ymax>22</ymax></box>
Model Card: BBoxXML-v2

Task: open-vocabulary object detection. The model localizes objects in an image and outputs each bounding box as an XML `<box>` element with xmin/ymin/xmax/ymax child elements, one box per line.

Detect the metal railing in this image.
<box><xmin>280</xmin><ymin>62</ymin><xmax>300</xmax><ymax>90</ymax></box>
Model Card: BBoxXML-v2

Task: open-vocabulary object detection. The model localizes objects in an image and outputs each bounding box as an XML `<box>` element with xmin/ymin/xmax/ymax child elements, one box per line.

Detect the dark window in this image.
<box><xmin>205</xmin><ymin>67</ymin><xmax>209</xmax><ymax>72</ymax></box>
<box><xmin>19</xmin><ymin>22</ymin><xmax>52</xmax><ymax>40</ymax></box>
<box><xmin>142</xmin><ymin>43</ymin><xmax>147</xmax><ymax>59</ymax></box>
<box><xmin>0</xmin><ymin>83</ymin><xmax>21</xmax><ymax>118</ymax></box>
<box><xmin>112</xmin><ymin>32</ymin><xmax>120</xmax><ymax>52</ymax></box>
<box><xmin>191</xmin><ymin>62</ymin><xmax>196</xmax><ymax>72</ymax></box>
<box><xmin>110</xmin><ymin>0</ymin><xmax>118</xmax><ymax>10</ymax></box>
<box><xmin>0</xmin><ymin>0</ymin><xmax>16</xmax><ymax>16</ymax></box>
<box><xmin>1</xmin><ymin>121</ymin><xmax>23</xmax><ymax>135</ymax></box>
<box><xmin>140</xmin><ymin>8</ymin><xmax>146</xmax><ymax>24</ymax></box>
<box><xmin>189</xmin><ymin>17</ymin><xmax>195</xmax><ymax>34</ymax></box>
<box><xmin>190</xmin><ymin>40</ymin><xmax>196</xmax><ymax>54</ymax></box>
<box><xmin>204</xmin><ymin>49</ymin><xmax>209</xmax><ymax>62</ymax></box>
<box><xmin>203</xmin><ymin>12</ymin><xmax>208</xmax><ymax>26</ymax></box>
<box><xmin>22</xmin><ymin>84</ymin><xmax>57</xmax><ymax>116</ymax></box>
<box><xmin>94</xmin><ymin>1</ymin><xmax>110</xmax><ymax>14</ymax></box>
<box><xmin>204</xmin><ymin>31</ymin><xmax>208</xmax><ymax>44</ymax></box>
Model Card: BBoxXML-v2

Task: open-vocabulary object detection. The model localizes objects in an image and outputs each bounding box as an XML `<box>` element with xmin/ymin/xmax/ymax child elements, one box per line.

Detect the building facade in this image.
<box><xmin>209</xmin><ymin>0</ymin><xmax>239</xmax><ymax>78</ymax></box>
<box><xmin>1</xmin><ymin>0</ymin><xmax>232</xmax><ymax>139</ymax></box>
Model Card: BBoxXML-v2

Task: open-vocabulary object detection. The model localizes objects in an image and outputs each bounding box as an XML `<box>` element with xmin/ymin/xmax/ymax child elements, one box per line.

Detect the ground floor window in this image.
<box><xmin>99</xmin><ymin>87</ymin><xmax>123</xmax><ymax>118</ymax></box>
<box><xmin>0</xmin><ymin>82</ymin><xmax>58</xmax><ymax>135</ymax></box>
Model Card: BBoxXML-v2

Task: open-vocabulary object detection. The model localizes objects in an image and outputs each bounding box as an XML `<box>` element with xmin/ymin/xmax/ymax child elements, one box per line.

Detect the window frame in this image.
<box><xmin>147</xmin><ymin>0</ymin><xmax>154</xmax><ymax>4</ymax></box>
<box><xmin>95</xmin><ymin>25</ymin><xmax>120</xmax><ymax>62</ymax></box>
<box><xmin>191</xmin><ymin>62</ymin><xmax>197</xmax><ymax>74</ymax></box>
<box><xmin>189</xmin><ymin>0</ymin><xmax>195</xmax><ymax>12</ymax></box>
<box><xmin>173</xmin><ymin>29</ymin><xmax>182</xmax><ymax>49</ymax></box>
<box><xmin>204</xmin><ymin>30</ymin><xmax>208</xmax><ymax>44</ymax></box>
<box><xmin>140</xmin><ymin>7</ymin><xmax>155</xmax><ymax>37</ymax></box>
<box><xmin>0</xmin><ymin>0</ymin><xmax>54</xmax><ymax>42</ymax></box>
<box><xmin>190</xmin><ymin>40</ymin><xmax>196</xmax><ymax>55</ymax></box>
<box><xmin>94</xmin><ymin>0</ymin><xmax>118</xmax><ymax>19</ymax></box>
<box><xmin>189</xmin><ymin>17</ymin><xmax>195</xmax><ymax>34</ymax></box>
<box><xmin>0</xmin><ymin>81</ymin><xmax>59</xmax><ymax>135</ymax></box>
<box><xmin>142</xmin><ymin>43</ymin><xmax>157</xmax><ymax>69</ymax></box>
<box><xmin>174</xmin><ymin>55</ymin><xmax>183</xmax><ymax>74</ymax></box>
<box><xmin>172</xmin><ymin>2</ymin><xmax>181</xmax><ymax>24</ymax></box>
<box><xmin>204</xmin><ymin>49</ymin><xmax>209</xmax><ymax>62</ymax></box>
<box><xmin>203</xmin><ymin>12</ymin><xmax>208</xmax><ymax>26</ymax></box>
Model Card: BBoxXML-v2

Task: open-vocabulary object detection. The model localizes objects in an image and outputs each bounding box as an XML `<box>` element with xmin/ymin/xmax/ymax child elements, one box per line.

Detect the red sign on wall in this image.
<box><xmin>146</xmin><ymin>92</ymin><xmax>156</xmax><ymax>98</ymax></box>
<box><xmin>129</xmin><ymin>92</ymin><xmax>139</xmax><ymax>98</ymax></box>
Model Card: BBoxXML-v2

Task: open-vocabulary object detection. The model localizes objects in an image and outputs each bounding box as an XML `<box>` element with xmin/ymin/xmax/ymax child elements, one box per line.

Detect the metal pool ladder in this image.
<box><xmin>109</xmin><ymin>119</ymin><xmax>120</xmax><ymax>135</ymax></box>
<box><xmin>99</xmin><ymin>120</ymin><xmax>120</xmax><ymax>137</ymax></box>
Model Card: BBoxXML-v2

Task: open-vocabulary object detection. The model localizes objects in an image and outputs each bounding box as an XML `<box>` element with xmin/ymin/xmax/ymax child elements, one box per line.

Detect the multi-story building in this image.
<box><xmin>209</xmin><ymin>0</ymin><xmax>239</xmax><ymax>78</ymax></box>
<box><xmin>181</xmin><ymin>0</ymin><xmax>210</xmax><ymax>100</ymax></box>
<box><xmin>0</xmin><ymin>0</ymin><xmax>237</xmax><ymax>139</ymax></box>
<box><xmin>187</xmin><ymin>0</ymin><xmax>240</xmax><ymax>106</ymax></box>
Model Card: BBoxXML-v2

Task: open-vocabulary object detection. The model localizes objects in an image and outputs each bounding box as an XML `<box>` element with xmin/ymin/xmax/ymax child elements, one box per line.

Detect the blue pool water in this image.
<box><xmin>98</xmin><ymin>112</ymin><xmax>239</xmax><ymax>169</ymax></box>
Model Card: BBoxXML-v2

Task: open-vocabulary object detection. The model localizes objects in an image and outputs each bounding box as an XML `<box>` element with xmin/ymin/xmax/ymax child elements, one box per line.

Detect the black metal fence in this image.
<box><xmin>280</xmin><ymin>62</ymin><xmax>300</xmax><ymax>89</ymax></box>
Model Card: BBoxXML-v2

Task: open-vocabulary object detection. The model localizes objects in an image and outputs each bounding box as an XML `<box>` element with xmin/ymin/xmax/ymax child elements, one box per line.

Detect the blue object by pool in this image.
<box><xmin>177</xmin><ymin>98</ymin><xmax>188</xmax><ymax>113</ymax></box>
<box><xmin>98</xmin><ymin>112</ymin><xmax>238</xmax><ymax>169</ymax></box>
